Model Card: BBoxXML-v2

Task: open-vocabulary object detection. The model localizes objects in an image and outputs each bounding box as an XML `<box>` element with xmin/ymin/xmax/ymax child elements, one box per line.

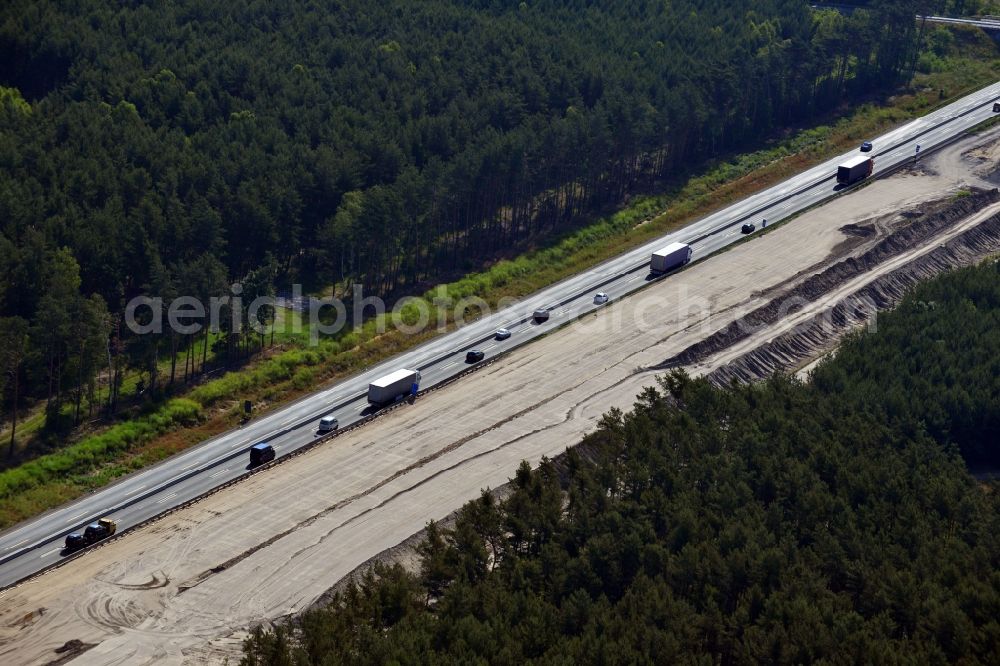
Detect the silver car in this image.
<box><xmin>318</xmin><ymin>416</ymin><xmax>339</xmax><ymax>432</ymax></box>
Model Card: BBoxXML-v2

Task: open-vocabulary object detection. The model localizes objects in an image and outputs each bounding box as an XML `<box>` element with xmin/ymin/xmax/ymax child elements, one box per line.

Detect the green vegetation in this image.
<box><xmin>0</xmin><ymin>0</ymin><xmax>957</xmax><ymax>443</ymax></box>
<box><xmin>0</xmin><ymin>399</ymin><xmax>200</xmax><ymax>527</ymax></box>
<box><xmin>242</xmin><ymin>260</ymin><xmax>1000</xmax><ymax>664</ymax></box>
<box><xmin>3</xmin><ymin>2</ymin><xmax>1000</xmax><ymax>527</ymax></box>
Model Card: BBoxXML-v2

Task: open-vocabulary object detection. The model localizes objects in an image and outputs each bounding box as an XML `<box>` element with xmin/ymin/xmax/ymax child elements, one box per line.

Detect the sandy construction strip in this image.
<box><xmin>2</xmin><ymin>128</ymin><xmax>1000</xmax><ymax>666</ymax></box>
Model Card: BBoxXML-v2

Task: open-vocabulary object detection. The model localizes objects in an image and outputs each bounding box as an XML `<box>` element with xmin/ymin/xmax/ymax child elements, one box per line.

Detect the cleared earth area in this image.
<box><xmin>3</xmin><ymin>126</ymin><xmax>1000</xmax><ymax>665</ymax></box>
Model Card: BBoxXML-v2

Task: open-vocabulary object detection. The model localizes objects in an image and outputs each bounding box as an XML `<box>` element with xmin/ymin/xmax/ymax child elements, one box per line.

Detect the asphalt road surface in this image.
<box><xmin>923</xmin><ymin>15</ymin><xmax>1000</xmax><ymax>30</ymax></box>
<box><xmin>1</xmin><ymin>80</ymin><xmax>999</xmax><ymax>589</ymax></box>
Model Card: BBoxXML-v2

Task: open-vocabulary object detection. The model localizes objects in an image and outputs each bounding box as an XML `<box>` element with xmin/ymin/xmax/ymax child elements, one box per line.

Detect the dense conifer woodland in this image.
<box><xmin>241</xmin><ymin>261</ymin><xmax>1000</xmax><ymax>664</ymax></box>
<box><xmin>0</xmin><ymin>0</ymin><xmax>965</xmax><ymax>425</ymax></box>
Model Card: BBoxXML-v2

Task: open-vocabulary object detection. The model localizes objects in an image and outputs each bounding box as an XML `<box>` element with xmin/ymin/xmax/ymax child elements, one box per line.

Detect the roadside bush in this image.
<box><xmin>0</xmin><ymin>399</ymin><xmax>202</xmax><ymax>503</ymax></box>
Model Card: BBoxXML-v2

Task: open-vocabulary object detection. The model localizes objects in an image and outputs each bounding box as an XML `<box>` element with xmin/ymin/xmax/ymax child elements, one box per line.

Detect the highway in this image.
<box><xmin>923</xmin><ymin>15</ymin><xmax>1000</xmax><ymax>30</ymax></box>
<box><xmin>811</xmin><ymin>4</ymin><xmax>1000</xmax><ymax>31</ymax></box>
<box><xmin>1</xmin><ymin>80</ymin><xmax>999</xmax><ymax>590</ymax></box>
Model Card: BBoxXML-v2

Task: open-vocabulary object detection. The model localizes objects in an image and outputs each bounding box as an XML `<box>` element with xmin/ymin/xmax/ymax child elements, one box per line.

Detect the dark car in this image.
<box><xmin>993</xmin><ymin>102</ymin><xmax>1000</xmax><ymax>113</ymax></box>
<box><xmin>494</xmin><ymin>328</ymin><xmax>511</xmax><ymax>340</ymax></box>
<box><xmin>741</xmin><ymin>223</ymin><xmax>755</xmax><ymax>234</ymax></box>
<box><xmin>533</xmin><ymin>309</ymin><xmax>550</xmax><ymax>322</ymax></box>
<box><xmin>860</xmin><ymin>141</ymin><xmax>873</xmax><ymax>152</ymax></box>
<box><xmin>466</xmin><ymin>349</ymin><xmax>485</xmax><ymax>363</ymax></box>
<box><xmin>65</xmin><ymin>533</ymin><xmax>86</xmax><ymax>551</ymax></box>
<box><xmin>83</xmin><ymin>522</ymin><xmax>110</xmax><ymax>544</ymax></box>
<box><xmin>249</xmin><ymin>442</ymin><xmax>275</xmax><ymax>466</ymax></box>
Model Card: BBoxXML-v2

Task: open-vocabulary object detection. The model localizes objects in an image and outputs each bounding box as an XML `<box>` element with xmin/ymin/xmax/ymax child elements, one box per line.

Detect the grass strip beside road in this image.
<box><xmin>1</xmin><ymin>46</ymin><xmax>998</xmax><ymax>531</ymax></box>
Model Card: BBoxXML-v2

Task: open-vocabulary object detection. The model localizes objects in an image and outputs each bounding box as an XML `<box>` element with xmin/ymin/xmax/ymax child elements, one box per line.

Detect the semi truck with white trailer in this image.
<box><xmin>368</xmin><ymin>369</ymin><xmax>421</xmax><ymax>406</ymax></box>
<box><xmin>836</xmin><ymin>155</ymin><xmax>874</xmax><ymax>185</ymax></box>
<box><xmin>650</xmin><ymin>242</ymin><xmax>692</xmax><ymax>274</ymax></box>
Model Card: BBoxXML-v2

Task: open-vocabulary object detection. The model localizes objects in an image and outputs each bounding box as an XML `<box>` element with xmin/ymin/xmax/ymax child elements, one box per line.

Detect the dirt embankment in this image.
<box><xmin>706</xmin><ymin>204</ymin><xmax>1000</xmax><ymax>385</ymax></box>
<box><xmin>309</xmin><ymin>186</ymin><xmax>1000</xmax><ymax>614</ymax></box>
<box><xmin>656</xmin><ymin>188</ymin><xmax>1000</xmax><ymax>373</ymax></box>
<box><xmin>308</xmin><ymin>437</ymin><xmax>608</xmax><ymax>613</ymax></box>
<box><xmin>313</xmin><ymin>190</ymin><xmax>1000</xmax><ymax>619</ymax></box>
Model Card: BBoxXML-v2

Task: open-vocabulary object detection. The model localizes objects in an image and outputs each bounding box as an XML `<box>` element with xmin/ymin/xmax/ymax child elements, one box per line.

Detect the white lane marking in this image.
<box><xmin>5</xmin><ymin>539</ymin><xmax>28</xmax><ymax>550</ymax></box>
<box><xmin>354</xmin><ymin>403</ymin><xmax>366</xmax><ymax>412</ymax></box>
<box><xmin>64</xmin><ymin>511</ymin><xmax>87</xmax><ymax>524</ymax></box>
<box><xmin>230</xmin><ymin>439</ymin><xmax>251</xmax><ymax>449</ymax></box>
<box><xmin>155</xmin><ymin>492</ymin><xmax>178</xmax><ymax>504</ymax></box>
<box><xmin>482</xmin><ymin>344</ymin><xmax>496</xmax><ymax>351</ymax></box>
<box><xmin>209</xmin><ymin>469</ymin><xmax>230</xmax><ymax>479</ymax></box>
<box><xmin>123</xmin><ymin>484</ymin><xmax>146</xmax><ymax>497</ymax></box>
<box><xmin>625</xmin><ymin>275</ymin><xmax>642</xmax><ymax>283</ymax></box>
<box><xmin>180</xmin><ymin>460</ymin><xmax>202</xmax><ymax>470</ymax></box>
<box><xmin>441</xmin><ymin>361</ymin><xmax>457</xmax><ymax>370</ymax></box>
<box><xmin>39</xmin><ymin>548</ymin><xmax>60</xmax><ymax>559</ymax></box>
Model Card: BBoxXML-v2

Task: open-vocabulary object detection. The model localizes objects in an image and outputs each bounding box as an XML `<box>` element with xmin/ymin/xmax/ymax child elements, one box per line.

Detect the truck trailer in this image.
<box><xmin>368</xmin><ymin>368</ymin><xmax>421</xmax><ymax>406</ymax></box>
<box><xmin>836</xmin><ymin>155</ymin><xmax>874</xmax><ymax>186</ymax></box>
<box><xmin>650</xmin><ymin>242</ymin><xmax>692</xmax><ymax>274</ymax></box>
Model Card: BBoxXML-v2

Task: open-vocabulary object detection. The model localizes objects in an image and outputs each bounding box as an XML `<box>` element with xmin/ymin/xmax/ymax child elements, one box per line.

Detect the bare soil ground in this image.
<box><xmin>3</xmin><ymin>127</ymin><xmax>1000</xmax><ymax>666</ymax></box>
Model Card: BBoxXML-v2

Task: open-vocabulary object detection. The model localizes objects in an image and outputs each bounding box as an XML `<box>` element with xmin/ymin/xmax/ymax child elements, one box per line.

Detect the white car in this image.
<box><xmin>495</xmin><ymin>328</ymin><xmax>511</xmax><ymax>340</ymax></box>
<box><xmin>593</xmin><ymin>292</ymin><xmax>609</xmax><ymax>305</ymax></box>
<box><xmin>318</xmin><ymin>416</ymin><xmax>339</xmax><ymax>432</ymax></box>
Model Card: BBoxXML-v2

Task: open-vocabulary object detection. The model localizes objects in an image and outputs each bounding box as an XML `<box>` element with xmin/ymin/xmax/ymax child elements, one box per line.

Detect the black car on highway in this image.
<box><xmin>466</xmin><ymin>349</ymin><xmax>485</xmax><ymax>363</ymax></box>
<box><xmin>249</xmin><ymin>442</ymin><xmax>275</xmax><ymax>466</ymax></box>
<box><xmin>64</xmin><ymin>533</ymin><xmax>86</xmax><ymax>551</ymax></box>
<box><xmin>741</xmin><ymin>222</ymin><xmax>755</xmax><ymax>234</ymax></box>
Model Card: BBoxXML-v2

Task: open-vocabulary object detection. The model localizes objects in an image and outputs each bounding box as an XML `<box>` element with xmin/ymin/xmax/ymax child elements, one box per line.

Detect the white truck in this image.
<box><xmin>836</xmin><ymin>155</ymin><xmax>874</xmax><ymax>185</ymax></box>
<box><xmin>368</xmin><ymin>368</ymin><xmax>421</xmax><ymax>406</ymax></box>
<box><xmin>650</xmin><ymin>242</ymin><xmax>692</xmax><ymax>274</ymax></box>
